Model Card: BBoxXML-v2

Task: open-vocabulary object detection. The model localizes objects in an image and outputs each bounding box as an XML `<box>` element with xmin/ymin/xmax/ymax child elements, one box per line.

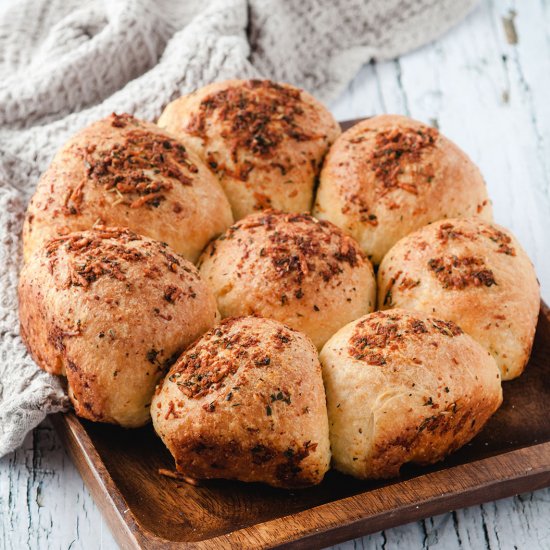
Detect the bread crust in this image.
<box><xmin>23</xmin><ymin>113</ymin><xmax>233</xmax><ymax>263</ymax></box>
<box><xmin>320</xmin><ymin>309</ymin><xmax>502</xmax><ymax>479</ymax></box>
<box><xmin>152</xmin><ymin>316</ymin><xmax>330</xmax><ymax>488</ymax></box>
<box><xmin>18</xmin><ymin>228</ymin><xmax>218</xmax><ymax>427</ymax></box>
<box><xmin>313</xmin><ymin>115</ymin><xmax>492</xmax><ymax>264</ymax></box>
<box><xmin>158</xmin><ymin>79</ymin><xmax>341</xmax><ymax>220</ymax></box>
<box><xmin>377</xmin><ymin>218</ymin><xmax>540</xmax><ymax>380</ymax></box>
<box><xmin>198</xmin><ymin>210</ymin><xmax>376</xmax><ymax>349</ymax></box>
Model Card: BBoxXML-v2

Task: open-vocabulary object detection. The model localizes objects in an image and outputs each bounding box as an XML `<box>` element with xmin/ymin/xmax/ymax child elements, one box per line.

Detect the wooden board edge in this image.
<box><xmin>205</xmin><ymin>441</ymin><xmax>550</xmax><ymax>549</ymax></box>
<box><xmin>52</xmin><ymin>408</ymin><xmax>550</xmax><ymax>550</ymax></box>
<box><xmin>51</xmin><ymin>413</ymin><xmax>148</xmax><ymax>550</ymax></box>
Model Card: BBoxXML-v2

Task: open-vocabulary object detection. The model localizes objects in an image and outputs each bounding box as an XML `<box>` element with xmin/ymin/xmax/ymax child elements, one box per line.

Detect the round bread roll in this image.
<box><xmin>23</xmin><ymin>113</ymin><xmax>233</xmax><ymax>263</ymax></box>
<box><xmin>378</xmin><ymin>218</ymin><xmax>540</xmax><ymax>380</ymax></box>
<box><xmin>320</xmin><ymin>309</ymin><xmax>502</xmax><ymax>479</ymax></box>
<box><xmin>198</xmin><ymin>210</ymin><xmax>376</xmax><ymax>349</ymax></box>
<box><xmin>18</xmin><ymin>228</ymin><xmax>218</xmax><ymax>427</ymax></box>
<box><xmin>313</xmin><ymin>114</ymin><xmax>492</xmax><ymax>264</ymax></box>
<box><xmin>158</xmin><ymin>79</ymin><xmax>341</xmax><ymax>220</ymax></box>
<box><xmin>152</xmin><ymin>316</ymin><xmax>330</xmax><ymax>488</ymax></box>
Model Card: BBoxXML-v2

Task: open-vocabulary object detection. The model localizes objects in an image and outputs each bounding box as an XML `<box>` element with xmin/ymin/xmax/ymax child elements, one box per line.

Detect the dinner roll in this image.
<box><xmin>320</xmin><ymin>309</ymin><xmax>502</xmax><ymax>479</ymax></box>
<box><xmin>198</xmin><ymin>210</ymin><xmax>376</xmax><ymax>349</ymax></box>
<box><xmin>313</xmin><ymin>115</ymin><xmax>492</xmax><ymax>264</ymax></box>
<box><xmin>378</xmin><ymin>218</ymin><xmax>539</xmax><ymax>380</ymax></box>
<box><xmin>158</xmin><ymin>79</ymin><xmax>341</xmax><ymax>220</ymax></box>
<box><xmin>152</xmin><ymin>316</ymin><xmax>330</xmax><ymax>488</ymax></box>
<box><xmin>23</xmin><ymin>113</ymin><xmax>233</xmax><ymax>263</ymax></box>
<box><xmin>18</xmin><ymin>228</ymin><xmax>218</xmax><ymax>427</ymax></box>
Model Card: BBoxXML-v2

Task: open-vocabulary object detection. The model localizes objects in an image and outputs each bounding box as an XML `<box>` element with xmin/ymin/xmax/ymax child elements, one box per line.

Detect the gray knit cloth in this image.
<box><xmin>0</xmin><ymin>0</ymin><xmax>478</xmax><ymax>457</ymax></box>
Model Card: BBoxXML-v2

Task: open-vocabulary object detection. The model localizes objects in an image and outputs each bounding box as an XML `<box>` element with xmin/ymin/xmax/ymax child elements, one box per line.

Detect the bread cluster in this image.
<box><xmin>198</xmin><ymin>210</ymin><xmax>376</xmax><ymax>349</ymax></box>
<box><xmin>23</xmin><ymin>113</ymin><xmax>233</xmax><ymax>264</ymax></box>
<box><xmin>321</xmin><ymin>309</ymin><xmax>502</xmax><ymax>479</ymax></box>
<box><xmin>377</xmin><ymin>218</ymin><xmax>539</xmax><ymax>380</ymax></box>
<box><xmin>152</xmin><ymin>316</ymin><xmax>330</xmax><ymax>488</ymax></box>
<box><xmin>158</xmin><ymin>79</ymin><xmax>341</xmax><ymax>220</ymax></box>
<box><xmin>19</xmin><ymin>228</ymin><xmax>218</xmax><ymax>427</ymax></box>
<box><xmin>314</xmin><ymin>115</ymin><xmax>492</xmax><ymax>264</ymax></box>
<box><xmin>18</xmin><ymin>79</ymin><xmax>539</xmax><ymax>489</ymax></box>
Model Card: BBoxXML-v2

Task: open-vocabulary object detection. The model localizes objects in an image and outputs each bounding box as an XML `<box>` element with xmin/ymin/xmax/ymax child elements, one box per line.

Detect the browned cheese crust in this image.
<box><xmin>23</xmin><ymin>113</ymin><xmax>233</xmax><ymax>263</ymax></box>
<box><xmin>152</xmin><ymin>316</ymin><xmax>331</xmax><ymax>488</ymax></box>
<box><xmin>313</xmin><ymin>115</ymin><xmax>492</xmax><ymax>264</ymax></box>
<box><xmin>18</xmin><ymin>228</ymin><xmax>218</xmax><ymax>427</ymax></box>
<box><xmin>158</xmin><ymin>79</ymin><xmax>341</xmax><ymax>220</ymax></box>
<box><xmin>320</xmin><ymin>309</ymin><xmax>502</xmax><ymax>479</ymax></box>
<box><xmin>378</xmin><ymin>218</ymin><xmax>540</xmax><ymax>380</ymax></box>
<box><xmin>198</xmin><ymin>210</ymin><xmax>376</xmax><ymax>349</ymax></box>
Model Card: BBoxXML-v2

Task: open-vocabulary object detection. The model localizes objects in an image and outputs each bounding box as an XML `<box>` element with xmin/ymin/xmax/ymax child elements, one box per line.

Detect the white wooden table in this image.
<box><xmin>2</xmin><ymin>1</ymin><xmax>550</xmax><ymax>548</ymax></box>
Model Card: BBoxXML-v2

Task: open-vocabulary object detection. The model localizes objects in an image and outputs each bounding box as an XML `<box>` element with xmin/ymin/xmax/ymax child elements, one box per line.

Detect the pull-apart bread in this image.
<box><xmin>16</xmin><ymin>77</ymin><xmax>541</xmax><ymax>489</ymax></box>
<box><xmin>313</xmin><ymin>115</ymin><xmax>492</xmax><ymax>264</ymax></box>
<box><xmin>198</xmin><ymin>210</ymin><xmax>376</xmax><ymax>349</ymax></box>
<box><xmin>320</xmin><ymin>309</ymin><xmax>502</xmax><ymax>479</ymax></box>
<box><xmin>23</xmin><ymin>113</ymin><xmax>233</xmax><ymax>263</ymax></box>
<box><xmin>378</xmin><ymin>218</ymin><xmax>539</xmax><ymax>380</ymax></box>
<box><xmin>152</xmin><ymin>316</ymin><xmax>331</xmax><ymax>488</ymax></box>
<box><xmin>18</xmin><ymin>228</ymin><xmax>218</xmax><ymax>427</ymax></box>
<box><xmin>158</xmin><ymin>79</ymin><xmax>341</xmax><ymax>220</ymax></box>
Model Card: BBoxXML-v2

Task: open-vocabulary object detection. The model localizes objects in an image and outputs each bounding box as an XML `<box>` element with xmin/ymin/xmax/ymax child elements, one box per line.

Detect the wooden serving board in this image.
<box><xmin>51</xmin><ymin>119</ymin><xmax>550</xmax><ymax>549</ymax></box>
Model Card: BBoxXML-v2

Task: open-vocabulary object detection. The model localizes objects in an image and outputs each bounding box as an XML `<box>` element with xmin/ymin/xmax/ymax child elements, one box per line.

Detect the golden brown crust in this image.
<box><xmin>198</xmin><ymin>210</ymin><xmax>376</xmax><ymax>349</ymax></box>
<box><xmin>23</xmin><ymin>113</ymin><xmax>233</xmax><ymax>263</ymax></box>
<box><xmin>158</xmin><ymin>79</ymin><xmax>341</xmax><ymax>219</ymax></box>
<box><xmin>18</xmin><ymin>227</ymin><xmax>218</xmax><ymax>427</ymax></box>
<box><xmin>378</xmin><ymin>218</ymin><xmax>540</xmax><ymax>380</ymax></box>
<box><xmin>152</xmin><ymin>316</ymin><xmax>330</xmax><ymax>488</ymax></box>
<box><xmin>320</xmin><ymin>309</ymin><xmax>502</xmax><ymax>479</ymax></box>
<box><xmin>313</xmin><ymin>115</ymin><xmax>492</xmax><ymax>264</ymax></box>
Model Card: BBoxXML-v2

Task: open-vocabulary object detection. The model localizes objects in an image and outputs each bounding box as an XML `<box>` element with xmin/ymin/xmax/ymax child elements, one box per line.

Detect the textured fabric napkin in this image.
<box><xmin>0</xmin><ymin>0</ymin><xmax>479</xmax><ymax>457</ymax></box>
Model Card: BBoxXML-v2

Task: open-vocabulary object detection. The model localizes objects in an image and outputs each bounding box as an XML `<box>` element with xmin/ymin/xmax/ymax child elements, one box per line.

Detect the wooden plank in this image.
<box><xmin>0</xmin><ymin>421</ymin><xmax>115</xmax><ymax>550</ymax></box>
